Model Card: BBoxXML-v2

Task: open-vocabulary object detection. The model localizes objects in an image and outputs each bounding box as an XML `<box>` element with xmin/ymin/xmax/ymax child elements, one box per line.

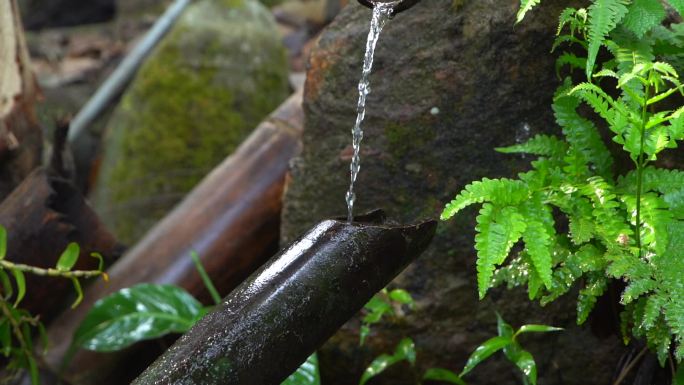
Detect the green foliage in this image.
<box><xmin>443</xmin><ymin>0</ymin><xmax>684</xmax><ymax>371</ymax></box>
<box><xmin>74</xmin><ymin>284</ymin><xmax>208</xmax><ymax>352</ymax></box>
<box><xmin>382</xmin><ymin>315</ymin><xmax>561</xmax><ymax>385</ymax></box>
<box><xmin>0</xmin><ymin>226</ymin><xmax>105</xmax><ymax>384</ymax></box>
<box><xmin>282</xmin><ymin>354</ymin><xmax>321</xmax><ymax>385</ymax></box>
<box><xmin>359</xmin><ymin>338</ymin><xmax>416</xmax><ymax>385</ymax></box>
<box><xmin>360</xmin><ymin>288</ymin><xmax>415</xmax><ymax>346</ymax></box>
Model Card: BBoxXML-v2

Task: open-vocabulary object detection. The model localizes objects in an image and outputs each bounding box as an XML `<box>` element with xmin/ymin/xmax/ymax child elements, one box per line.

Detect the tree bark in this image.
<box><xmin>0</xmin><ymin>0</ymin><xmax>43</xmax><ymax>201</ymax></box>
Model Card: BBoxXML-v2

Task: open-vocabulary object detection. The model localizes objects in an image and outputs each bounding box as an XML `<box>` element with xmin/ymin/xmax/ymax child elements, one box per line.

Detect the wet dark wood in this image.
<box><xmin>43</xmin><ymin>90</ymin><xmax>304</xmax><ymax>385</ymax></box>
<box><xmin>0</xmin><ymin>168</ymin><xmax>122</xmax><ymax>322</ymax></box>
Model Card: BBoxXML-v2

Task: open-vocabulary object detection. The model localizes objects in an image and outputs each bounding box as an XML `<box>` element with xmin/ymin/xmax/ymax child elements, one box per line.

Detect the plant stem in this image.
<box><xmin>634</xmin><ymin>83</ymin><xmax>650</xmax><ymax>258</ymax></box>
<box><xmin>0</xmin><ymin>260</ymin><xmax>103</xmax><ymax>279</ymax></box>
<box><xmin>612</xmin><ymin>346</ymin><xmax>648</xmax><ymax>385</ymax></box>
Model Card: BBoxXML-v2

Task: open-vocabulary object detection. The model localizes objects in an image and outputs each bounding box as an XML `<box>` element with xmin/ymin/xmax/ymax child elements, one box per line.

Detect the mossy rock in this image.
<box><xmin>93</xmin><ymin>0</ymin><xmax>289</xmax><ymax>244</ymax></box>
<box><xmin>281</xmin><ymin>1</ymin><xmax>626</xmax><ymax>384</ymax></box>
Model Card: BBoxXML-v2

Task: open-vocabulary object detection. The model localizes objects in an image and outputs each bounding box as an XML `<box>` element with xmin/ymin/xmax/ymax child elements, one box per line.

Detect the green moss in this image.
<box><xmin>384</xmin><ymin>122</ymin><xmax>435</xmax><ymax>159</ymax></box>
<box><xmin>94</xmin><ymin>0</ymin><xmax>289</xmax><ymax>243</ymax></box>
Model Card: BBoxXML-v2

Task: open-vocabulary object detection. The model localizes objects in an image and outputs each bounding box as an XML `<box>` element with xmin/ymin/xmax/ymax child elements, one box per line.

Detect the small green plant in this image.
<box><xmin>0</xmin><ymin>226</ymin><xmax>106</xmax><ymax>384</ymax></box>
<box><xmin>359</xmin><ymin>313</ymin><xmax>560</xmax><ymax>385</ymax></box>
<box><xmin>73</xmin><ymin>251</ymin><xmax>320</xmax><ymax>385</ymax></box>
<box><xmin>360</xmin><ymin>288</ymin><xmax>415</xmax><ymax>346</ymax></box>
<box><xmin>442</xmin><ymin>0</ymin><xmax>684</xmax><ymax>379</ymax></box>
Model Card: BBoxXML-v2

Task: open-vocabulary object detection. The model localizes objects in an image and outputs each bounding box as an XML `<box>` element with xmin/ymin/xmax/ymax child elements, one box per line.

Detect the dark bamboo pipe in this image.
<box><xmin>132</xmin><ymin>211</ymin><xmax>436</xmax><ymax>385</ymax></box>
<box><xmin>357</xmin><ymin>0</ymin><xmax>422</xmax><ymax>16</ymax></box>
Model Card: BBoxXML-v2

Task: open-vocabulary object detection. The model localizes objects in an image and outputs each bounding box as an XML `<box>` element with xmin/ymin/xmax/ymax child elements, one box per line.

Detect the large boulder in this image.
<box><xmin>93</xmin><ymin>0</ymin><xmax>290</xmax><ymax>244</ymax></box>
<box><xmin>281</xmin><ymin>1</ymin><xmax>626</xmax><ymax>384</ymax></box>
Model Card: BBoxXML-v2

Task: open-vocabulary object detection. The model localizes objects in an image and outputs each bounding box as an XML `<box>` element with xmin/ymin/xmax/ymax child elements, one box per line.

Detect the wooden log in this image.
<box><xmin>0</xmin><ymin>166</ymin><xmax>122</xmax><ymax>322</ymax></box>
<box><xmin>43</xmin><ymin>89</ymin><xmax>304</xmax><ymax>385</ymax></box>
<box><xmin>0</xmin><ymin>0</ymin><xmax>43</xmax><ymax>201</ymax></box>
<box><xmin>133</xmin><ymin>213</ymin><xmax>437</xmax><ymax>385</ymax></box>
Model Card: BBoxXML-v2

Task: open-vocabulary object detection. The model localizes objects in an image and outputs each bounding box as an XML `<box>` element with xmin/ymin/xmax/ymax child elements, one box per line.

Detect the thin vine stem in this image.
<box><xmin>0</xmin><ymin>260</ymin><xmax>105</xmax><ymax>280</ymax></box>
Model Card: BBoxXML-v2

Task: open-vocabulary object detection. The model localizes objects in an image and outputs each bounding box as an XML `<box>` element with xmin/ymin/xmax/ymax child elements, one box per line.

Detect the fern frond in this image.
<box><xmin>622</xmin><ymin>0</ymin><xmax>666</xmax><ymax>38</ymax></box>
<box><xmin>586</xmin><ymin>0</ymin><xmax>630</xmax><ymax>78</ymax></box>
<box><xmin>556</xmin><ymin>53</ymin><xmax>588</xmax><ymax>77</ymax></box>
<box><xmin>474</xmin><ymin>204</ymin><xmax>527</xmax><ymax>299</ymax></box>
<box><xmin>577</xmin><ymin>273</ymin><xmax>608</xmax><ymax>324</ymax></box>
<box><xmin>569</xmin><ymin>215</ymin><xmax>595</xmax><ymax>244</ymax></box>
<box><xmin>667</xmin><ymin>0</ymin><xmax>684</xmax><ymax>16</ymax></box>
<box><xmin>496</xmin><ymin>134</ymin><xmax>568</xmax><ymax>157</ymax></box>
<box><xmin>622</xmin><ymin>193</ymin><xmax>673</xmax><ymax>255</ymax></box>
<box><xmin>441</xmin><ymin>178</ymin><xmax>528</xmax><ymax>220</ymax></box>
<box><xmin>642</xmin><ymin>295</ymin><xmax>665</xmax><ymax>329</ymax></box>
<box><xmin>520</xmin><ymin>198</ymin><xmax>555</xmax><ymax>289</ymax></box>
<box><xmin>622</xmin><ymin>278</ymin><xmax>657</xmax><ymax>304</ymax></box>
<box><xmin>517</xmin><ymin>0</ymin><xmax>542</xmax><ymax>23</ymax></box>
<box><xmin>553</xmin><ymin>94</ymin><xmax>614</xmax><ymax>179</ymax></box>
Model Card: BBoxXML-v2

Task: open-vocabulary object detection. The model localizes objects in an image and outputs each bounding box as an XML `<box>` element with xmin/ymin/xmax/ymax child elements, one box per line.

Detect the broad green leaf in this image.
<box><xmin>12</xmin><ymin>268</ymin><xmax>25</xmax><ymax>307</ymax></box>
<box><xmin>388</xmin><ymin>289</ymin><xmax>413</xmax><ymax>306</ymax></box>
<box><xmin>359</xmin><ymin>354</ymin><xmax>399</xmax><ymax>385</ymax></box>
<box><xmin>460</xmin><ymin>336</ymin><xmax>513</xmax><ymax>376</ymax></box>
<box><xmin>423</xmin><ymin>368</ymin><xmax>466</xmax><ymax>385</ymax></box>
<box><xmin>496</xmin><ymin>313</ymin><xmax>514</xmax><ymax>339</ymax></box>
<box><xmin>74</xmin><ymin>284</ymin><xmax>206</xmax><ymax>352</ymax></box>
<box><xmin>0</xmin><ymin>226</ymin><xmax>6</xmax><ymax>260</ymax></box>
<box><xmin>282</xmin><ymin>354</ymin><xmax>320</xmax><ymax>385</ymax></box>
<box><xmin>57</xmin><ymin>243</ymin><xmax>80</xmax><ymax>272</ymax></box>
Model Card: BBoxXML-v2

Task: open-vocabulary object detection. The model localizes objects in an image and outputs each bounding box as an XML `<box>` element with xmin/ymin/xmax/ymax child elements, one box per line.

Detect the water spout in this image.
<box><xmin>131</xmin><ymin>212</ymin><xmax>436</xmax><ymax>385</ymax></box>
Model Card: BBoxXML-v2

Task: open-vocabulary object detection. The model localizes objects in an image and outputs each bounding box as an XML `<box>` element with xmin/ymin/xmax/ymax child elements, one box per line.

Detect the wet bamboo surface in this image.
<box><xmin>42</xmin><ymin>89</ymin><xmax>304</xmax><ymax>385</ymax></box>
<box><xmin>133</xmin><ymin>212</ymin><xmax>437</xmax><ymax>385</ymax></box>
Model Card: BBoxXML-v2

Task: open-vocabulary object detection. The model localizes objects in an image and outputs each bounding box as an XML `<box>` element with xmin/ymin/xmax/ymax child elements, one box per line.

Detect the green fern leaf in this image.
<box><xmin>642</xmin><ymin>295</ymin><xmax>664</xmax><ymax>329</ymax></box>
<box><xmin>517</xmin><ymin>0</ymin><xmax>542</xmax><ymax>23</ymax></box>
<box><xmin>622</xmin><ymin>193</ymin><xmax>672</xmax><ymax>255</ymax></box>
<box><xmin>586</xmin><ymin>0</ymin><xmax>630</xmax><ymax>79</ymax></box>
<box><xmin>441</xmin><ymin>178</ymin><xmax>528</xmax><ymax>220</ymax></box>
<box><xmin>553</xmin><ymin>94</ymin><xmax>614</xmax><ymax>179</ymax></box>
<box><xmin>622</xmin><ymin>279</ymin><xmax>657</xmax><ymax>304</ymax></box>
<box><xmin>496</xmin><ymin>135</ymin><xmax>568</xmax><ymax>157</ymax></box>
<box><xmin>577</xmin><ymin>273</ymin><xmax>608</xmax><ymax>324</ymax></box>
<box><xmin>569</xmin><ymin>215</ymin><xmax>595</xmax><ymax>244</ymax></box>
<box><xmin>667</xmin><ymin>0</ymin><xmax>684</xmax><ymax>15</ymax></box>
<box><xmin>622</xmin><ymin>0</ymin><xmax>666</xmax><ymax>38</ymax></box>
<box><xmin>556</xmin><ymin>53</ymin><xmax>588</xmax><ymax>76</ymax></box>
<box><xmin>520</xmin><ymin>199</ymin><xmax>555</xmax><ymax>289</ymax></box>
<box><xmin>474</xmin><ymin>204</ymin><xmax>527</xmax><ymax>299</ymax></box>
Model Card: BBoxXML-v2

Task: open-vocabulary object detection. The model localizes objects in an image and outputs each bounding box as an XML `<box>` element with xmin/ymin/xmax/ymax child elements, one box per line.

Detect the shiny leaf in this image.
<box><xmin>395</xmin><ymin>338</ymin><xmax>416</xmax><ymax>365</ymax></box>
<box><xmin>388</xmin><ymin>289</ymin><xmax>414</xmax><ymax>306</ymax></box>
<box><xmin>359</xmin><ymin>325</ymin><xmax>370</xmax><ymax>346</ymax></box>
<box><xmin>359</xmin><ymin>354</ymin><xmax>399</xmax><ymax>385</ymax></box>
<box><xmin>511</xmin><ymin>349</ymin><xmax>538</xmax><ymax>385</ymax></box>
<box><xmin>0</xmin><ymin>270</ymin><xmax>12</xmax><ymax>300</ymax></box>
<box><xmin>57</xmin><ymin>243</ymin><xmax>80</xmax><ymax>271</ymax></box>
<box><xmin>461</xmin><ymin>336</ymin><xmax>513</xmax><ymax>376</ymax></box>
<box><xmin>423</xmin><ymin>368</ymin><xmax>467</xmax><ymax>384</ymax></box>
<box><xmin>11</xmin><ymin>269</ymin><xmax>25</xmax><ymax>307</ymax></box>
<box><xmin>282</xmin><ymin>354</ymin><xmax>320</xmax><ymax>385</ymax></box>
<box><xmin>74</xmin><ymin>284</ymin><xmax>207</xmax><ymax>352</ymax></box>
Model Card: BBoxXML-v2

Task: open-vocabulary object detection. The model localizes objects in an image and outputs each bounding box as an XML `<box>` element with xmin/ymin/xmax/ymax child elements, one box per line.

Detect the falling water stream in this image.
<box><xmin>345</xmin><ymin>2</ymin><xmax>397</xmax><ymax>222</ymax></box>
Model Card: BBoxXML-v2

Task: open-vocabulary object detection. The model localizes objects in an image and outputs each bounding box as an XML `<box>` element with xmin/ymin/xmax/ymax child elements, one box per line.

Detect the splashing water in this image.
<box><xmin>346</xmin><ymin>2</ymin><xmax>397</xmax><ymax>223</ymax></box>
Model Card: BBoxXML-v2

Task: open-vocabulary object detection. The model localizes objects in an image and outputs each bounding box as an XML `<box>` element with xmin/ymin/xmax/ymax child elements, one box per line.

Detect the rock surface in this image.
<box><xmin>281</xmin><ymin>1</ymin><xmax>626</xmax><ymax>384</ymax></box>
<box><xmin>93</xmin><ymin>0</ymin><xmax>290</xmax><ymax>244</ymax></box>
